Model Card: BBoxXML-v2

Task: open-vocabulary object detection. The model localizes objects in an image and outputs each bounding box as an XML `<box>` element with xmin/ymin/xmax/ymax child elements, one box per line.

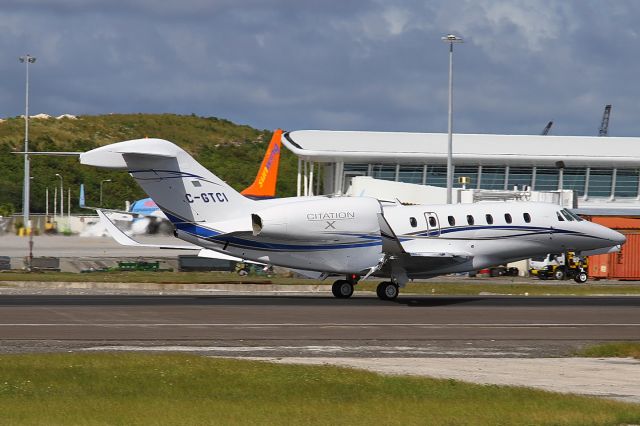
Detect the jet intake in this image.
<box><xmin>251</xmin><ymin>197</ymin><xmax>382</xmax><ymax>241</ymax></box>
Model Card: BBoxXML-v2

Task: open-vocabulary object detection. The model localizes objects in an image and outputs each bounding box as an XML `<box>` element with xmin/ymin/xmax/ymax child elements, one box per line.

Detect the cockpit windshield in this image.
<box><xmin>560</xmin><ymin>210</ymin><xmax>574</xmax><ymax>221</ymax></box>
<box><xmin>563</xmin><ymin>209</ymin><xmax>584</xmax><ymax>222</ymax></box>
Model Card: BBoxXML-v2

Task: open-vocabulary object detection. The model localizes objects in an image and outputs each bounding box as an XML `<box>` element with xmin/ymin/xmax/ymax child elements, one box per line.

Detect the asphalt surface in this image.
<box><xmin>1</xmin><ymin>294</ymin><xmax>638</xmax><ymax>357</ymax></box>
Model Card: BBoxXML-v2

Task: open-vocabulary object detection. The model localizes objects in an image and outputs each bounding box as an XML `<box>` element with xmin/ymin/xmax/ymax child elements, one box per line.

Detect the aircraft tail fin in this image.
<box><xmin>80</xmin><ymin>138</ymin><xmax>254</xmax><ymax>224</ymax></box>
<box><xmin>241</xmin><ymin>129</ymin><xmax>283</xmax><ymax>199</ymax></box>
<box><xmin>79</xmin><ymin>183</ymin><xmax>86</xmax><ymax>208</ymax></box>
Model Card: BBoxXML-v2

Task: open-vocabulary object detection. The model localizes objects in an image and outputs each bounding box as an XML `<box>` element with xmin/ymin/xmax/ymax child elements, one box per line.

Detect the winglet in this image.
<box><xmin>241</xmin><ymin>129</ymin><xmax>283</xmax><ymax>199</ymax></box>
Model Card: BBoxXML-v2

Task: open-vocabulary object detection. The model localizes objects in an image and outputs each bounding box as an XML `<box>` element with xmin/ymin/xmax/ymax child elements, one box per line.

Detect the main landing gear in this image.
<box><xmin>376</xmin><ymin>281</ymin><xmax>399</xmax><ymax>301</ymax></box>
<box><xmin>331</xmin><ymin>275</ymin><xmax>359</xmax><ymax>298</ymax></box>
<box><xmin>330</xmin><ymin>275</ymin><xmax>401</xmax><ymax>301</ymax></box>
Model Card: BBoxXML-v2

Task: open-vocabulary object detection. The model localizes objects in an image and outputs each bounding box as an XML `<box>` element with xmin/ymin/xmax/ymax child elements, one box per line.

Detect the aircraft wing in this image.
<box><xmin>98</xmin><ymin>210</ymin><xmax>253</xmax><ymax>263</ymax></box>
<box><xmin>96</xmin><ymin>209</ymin><xmax>198</xmax><ymax>250</ymax></box>
<box><xmin>375</xmin><ymin>220</ymin><xmax>473</xmax><ymax>273</ymax></box>
<box><xmin>386</xmin><ymin>250</ymin><xmax>473</xmax><ymax>277</ymax></box>
<box><xmin>405</xmin><ymin>251</ymin><xmax>472</xmax><ymax>260</ymax></box>
<box><xmin>377</xmin><ymin>213</ymin><xmax>472</xmax><ymax>261</ymax></box>
<box><xmin>80</xmin><ymin>184</ymin><xmax>153</xmax><ymax>220</ymax></box>
<box><xmin>397</xmin><ymin>250</ymin><xmax>472</xmax><ymax>270</ymax></box>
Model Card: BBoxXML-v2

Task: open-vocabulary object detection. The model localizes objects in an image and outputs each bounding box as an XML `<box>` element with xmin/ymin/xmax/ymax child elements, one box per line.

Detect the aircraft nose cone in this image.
<box><xmin>613</xmin><ymin>230</ymin><xmax>626</xmax><ymax>245</ymax></box>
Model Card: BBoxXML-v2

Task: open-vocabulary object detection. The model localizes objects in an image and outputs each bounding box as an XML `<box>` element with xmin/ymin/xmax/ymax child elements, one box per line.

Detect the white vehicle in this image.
<box><xmin>80</xmin><ymin>138</ymin><xmax>626</xmax><ymax>300</ymax></box>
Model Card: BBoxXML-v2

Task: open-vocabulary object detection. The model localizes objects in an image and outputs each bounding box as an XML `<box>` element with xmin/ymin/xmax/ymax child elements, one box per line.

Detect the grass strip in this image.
<box><xmin>2</xmin><ymin>271</ymin><xmax>640</xmax><ymax>295</ymax></box>
<box><xmin>357</xmin><ymin>281</ymin><xmax>640</xmax><ymax>296</ymax></box>
<box><xmin>573</xmin><ymin>342</ymin><xmax>640</xmax><ymax>359</ymax></box>
<box><xmin>0</xmin><ymin>353</ymin><xmax>638</xmax><ymax>425</ymax></box>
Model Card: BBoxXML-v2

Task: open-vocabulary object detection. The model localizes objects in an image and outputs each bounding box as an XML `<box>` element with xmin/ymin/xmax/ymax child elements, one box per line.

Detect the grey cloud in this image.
<box><xmin>1</xmin><ymin>1</ymin><xmax>640</xmax><ymax>136</ymax></box>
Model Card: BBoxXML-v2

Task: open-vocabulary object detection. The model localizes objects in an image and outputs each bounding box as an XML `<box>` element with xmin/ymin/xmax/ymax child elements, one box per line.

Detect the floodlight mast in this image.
<box><xmin>441</xmin><ymin>35</ymin><xmax>463</xmax><ymax>204</ymax></box>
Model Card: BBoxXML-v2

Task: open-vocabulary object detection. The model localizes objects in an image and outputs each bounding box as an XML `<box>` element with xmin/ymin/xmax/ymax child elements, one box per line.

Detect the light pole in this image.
<box><xmin>441</xmin><ymin>34</ymin><xmax>463</xmax><ymax>204</ymax></box>
<box><xmin>20</xmin><ymin>54</ymin><xmax>36</xmax><ymax>270</ymax></box>
<box><xmin>19</xmin><ymin>54</ymin><xmax>36</xmax><ymax>229</ymax></box>
<box><xmin>55</xmin><ymin>173</ymin><xmax>63</xmax><ymax>228</ymax></box>
<box><xmin>100</xmin><ymin>179</ymin><xmax>112</xmax><ymax>206</ymax></box>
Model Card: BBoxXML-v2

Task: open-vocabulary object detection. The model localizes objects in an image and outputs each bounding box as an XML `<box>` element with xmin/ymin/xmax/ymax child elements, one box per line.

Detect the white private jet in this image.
<box><xmin>80</xmin><ymin>138</ymin><xmax>626</xmax><ymax>301</ymax></box>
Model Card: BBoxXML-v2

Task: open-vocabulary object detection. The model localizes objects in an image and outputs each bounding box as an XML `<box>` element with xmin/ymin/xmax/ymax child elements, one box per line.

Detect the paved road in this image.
<box><xmin>0</xmin><ymin>294</ymin><xmax>638</xmax><ymax>357</ymax></box>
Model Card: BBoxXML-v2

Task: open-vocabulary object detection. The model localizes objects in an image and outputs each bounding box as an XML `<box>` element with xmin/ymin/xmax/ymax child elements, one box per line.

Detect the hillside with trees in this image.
<box><xmin>0</xmin><ymin>114</ymin><xmax>298</xmax><ymax>216</ymax></box>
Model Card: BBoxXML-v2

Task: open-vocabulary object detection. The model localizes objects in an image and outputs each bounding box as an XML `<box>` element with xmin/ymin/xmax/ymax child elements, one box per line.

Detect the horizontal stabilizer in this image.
<box><xmin>80</xmin><ymin>139</ymin><xmax>180</xmax><ymax>169</ymax></box>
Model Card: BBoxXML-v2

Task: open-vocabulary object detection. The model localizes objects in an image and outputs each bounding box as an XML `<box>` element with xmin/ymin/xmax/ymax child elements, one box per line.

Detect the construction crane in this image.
<box><xmin>541</xmin><ymin>121</ymin><xmax>553</xmax><ymax>136</ymax></box>
<box><xmin>599</xmin><ymin>104</ymin><xmax>612</xmax><ymax>136</ymax></box>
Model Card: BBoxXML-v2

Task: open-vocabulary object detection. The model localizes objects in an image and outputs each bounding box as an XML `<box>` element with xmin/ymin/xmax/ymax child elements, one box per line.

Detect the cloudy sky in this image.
<box><xmin>1</xmin><ymin>1</ymin><xmax>639</xmax><ymax>136</ymax></box>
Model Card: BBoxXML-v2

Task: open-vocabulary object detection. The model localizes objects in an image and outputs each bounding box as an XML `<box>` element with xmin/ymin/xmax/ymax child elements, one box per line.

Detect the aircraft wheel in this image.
<box><xmin>574</xmin><ymin>271</ymin><xmax>588</xmax><ymax>284</ymax></box>
<box><xmin>376</xmin><ymin>281</ymin><xmax>399</xmax><ymax>301</ymax></box>
<box><xmin>332</xmin><ymin>280</ymin><xmax>354</xmax><ymax>298</ymax></box>
<box><xmin>553</xmin><ymin>268</ymin><xmax>566</xmax><ymax>281</ymax></box>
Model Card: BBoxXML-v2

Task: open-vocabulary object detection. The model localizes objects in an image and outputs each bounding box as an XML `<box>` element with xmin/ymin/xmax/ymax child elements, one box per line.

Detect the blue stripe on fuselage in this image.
<box><xmin>157</xmin><ymin>208</ymin><xmax>588</xmax><ymax>252</ymax></box>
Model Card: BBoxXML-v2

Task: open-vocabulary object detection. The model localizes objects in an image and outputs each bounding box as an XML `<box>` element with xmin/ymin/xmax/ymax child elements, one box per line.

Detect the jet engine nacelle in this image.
<box><xmin>251</xmin><ymin>197</ymin><xmax>382</xmax><ymax>241</ymax></box>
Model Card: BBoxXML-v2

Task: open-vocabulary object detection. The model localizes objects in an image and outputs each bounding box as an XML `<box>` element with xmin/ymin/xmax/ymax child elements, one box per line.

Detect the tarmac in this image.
<box><xmin>1</xmin><ymin>235</ymin><xmax>639</xmax><ymax>403</ymax></box>
<box><xmin>0</xmin><ymin>289</ymin><xmax>638</xmax><ymax>403</ymax></box>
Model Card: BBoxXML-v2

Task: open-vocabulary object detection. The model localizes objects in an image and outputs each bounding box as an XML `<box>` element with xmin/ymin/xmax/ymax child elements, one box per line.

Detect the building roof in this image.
<box><xmin>282</xmin><ymin>130</ymin><xmax>640</xmax><ymax>167</ymax></box>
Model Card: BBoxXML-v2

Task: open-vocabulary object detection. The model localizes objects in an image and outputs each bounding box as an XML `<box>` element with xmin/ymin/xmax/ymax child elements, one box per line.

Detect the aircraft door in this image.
<box><xmin>424</xmin><ymin>212</ymin><xmax>440</xmax><ymax>237</ymax></box>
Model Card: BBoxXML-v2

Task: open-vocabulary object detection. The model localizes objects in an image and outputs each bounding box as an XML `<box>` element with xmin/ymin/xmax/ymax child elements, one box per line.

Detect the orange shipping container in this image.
<box><xmin>589</xmin><ymin>216</ymin><xmax>640</xmax><ymax>230</ymax></box>
<box><xmin>588</xmin><ymin>232</ymin><xmax>640</xmax><ymax>280</ymax></box>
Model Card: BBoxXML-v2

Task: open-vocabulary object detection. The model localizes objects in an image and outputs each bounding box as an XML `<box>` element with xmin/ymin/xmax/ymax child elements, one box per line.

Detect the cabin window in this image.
<box><xmin>561</xmin><ymin>210</ymin><xmax>574</xmax><ymax>221</ymax></box>
<box><xmin>485</xmin><ymin>214</ymin><xmax>493</xmax><ymax>225</ymax></box>
<box><xmin>409</xmin><ymin>217</ymin><xmax>417</xmax><ymax>227</ymax></box>
<box><xmin>523</xmin><ymin>212</ymin><xmax>531</xmax><ymax>223</ymax></box>
<box><xmin>557</xmin><ymin>212</ymin><xmax>565</xmax><ymax>221</ymax></box>
<box><xmin>467</xmin><ymin>215</ymin><xmax>474</xmax><ymax>226</ymax></box>
<box><xmin>429</xmin><ymin>216</ymin><xmax>437</xmax><ymax>227</ymax></box>
<box><xmin>504</xmin><ymin>213</ymin><xmax>512</xmax><ymax>224</ymax></box>
<box><xmin>448</xmin><ymin>216</ymin><xmax>455</xmax><ymax>226</ymax></box>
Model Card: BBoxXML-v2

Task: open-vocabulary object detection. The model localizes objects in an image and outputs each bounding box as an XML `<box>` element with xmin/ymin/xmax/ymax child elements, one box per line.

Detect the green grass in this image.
<box><xmin>573</xmin><ymin>342</ymin><xmax>640</xmax><ymax>359</ymax></box>
<box><xmin>357</xmin><ymin>281</ymin><xmax>640</xmax><ymax>296</ymax></box>
<box><xmin>0</xmin><ymin>270</ymin><xmax>310</xmax><ymax>284</ymax></box>
<box><xmin>0</xmin><ymin>353</ymin><xmax>638</xmax><ymax>425</ymax></box>
<box><xmin>0</xmin><ymin>113</ymin><xmax>301</xmax><ymax>216</ymax></box>
<box><xmin>2</xmin><ymin>271</ymin><xmax>640</xmax><ymax>295</ymax></box>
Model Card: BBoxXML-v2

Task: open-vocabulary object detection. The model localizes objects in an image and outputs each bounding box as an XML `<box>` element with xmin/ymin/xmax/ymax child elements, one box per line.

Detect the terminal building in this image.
<box><xmin>282</xmin><ymin>130</ymin><xmax>640</xmax><ymax>214</ymax></box>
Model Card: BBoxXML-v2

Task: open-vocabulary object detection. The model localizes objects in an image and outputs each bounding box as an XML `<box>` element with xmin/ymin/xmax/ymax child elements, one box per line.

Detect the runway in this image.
<box><xmin>0</xmin><ymin>294</ymin><xmax>638</xmax><ymax>357</ymax></box>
